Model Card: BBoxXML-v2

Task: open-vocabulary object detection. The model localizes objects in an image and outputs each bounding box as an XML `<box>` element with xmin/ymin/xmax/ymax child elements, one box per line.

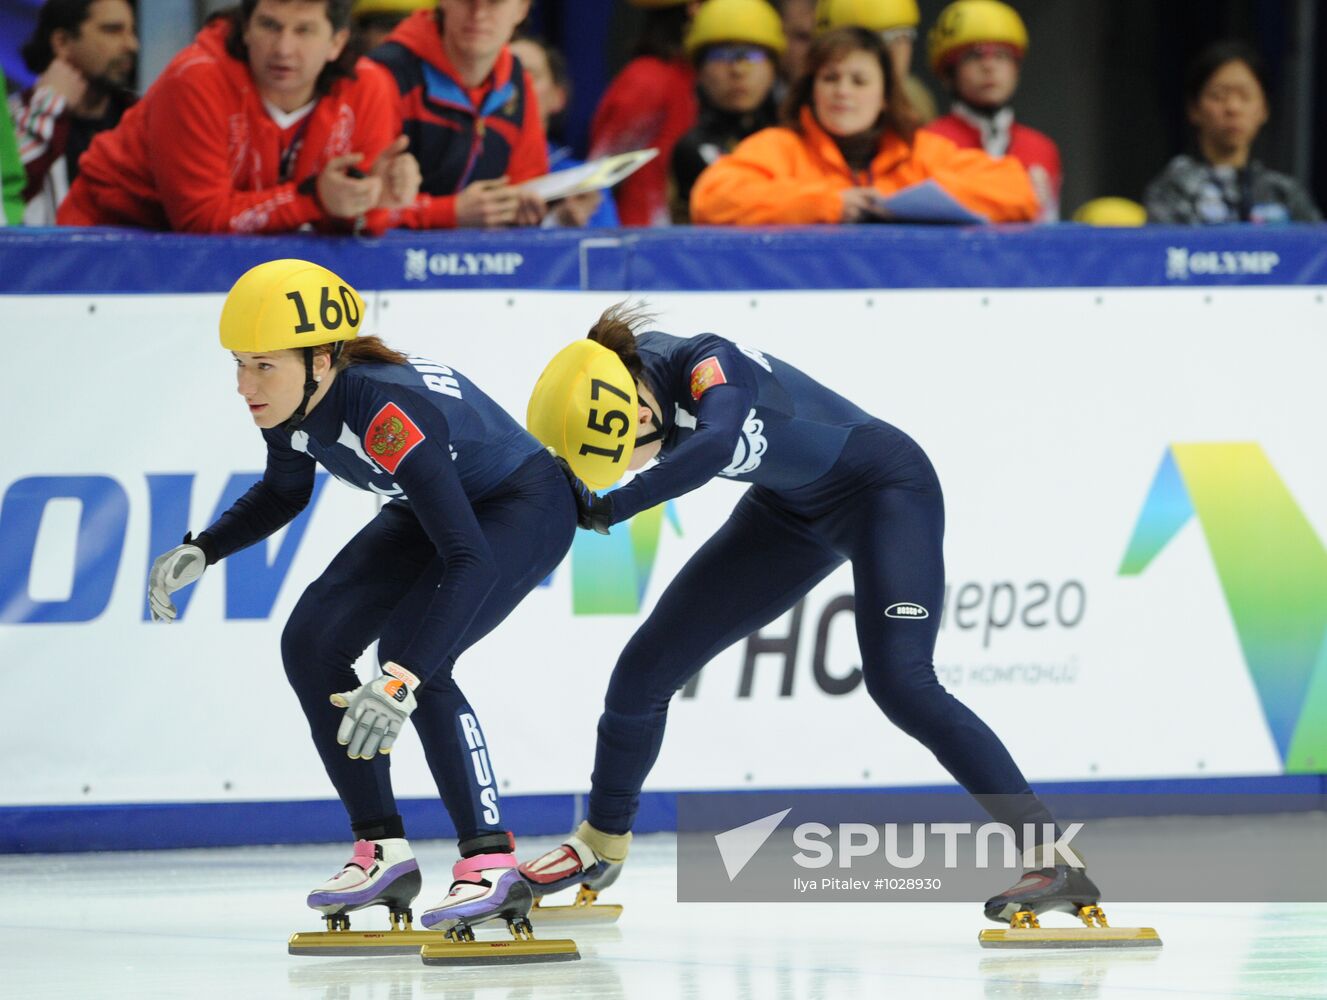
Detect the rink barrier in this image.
<box><xmin>4</xmin><ymin>224</ymin><xmax>1326</xmax><ymax>854</ymax></box>
<box><xmin>3</xmin><ymin>776</ymin><xmax>1326</xmax><ymax>854</ymax></box>
<box><xmin>1</xmin><ymin>223</ymin><xmax>1325</xmax><ymax>294</ymax></box>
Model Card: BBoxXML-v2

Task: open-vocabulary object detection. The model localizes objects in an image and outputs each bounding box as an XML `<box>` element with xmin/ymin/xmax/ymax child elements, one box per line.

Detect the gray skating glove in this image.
<box><xmin>147</xmin><ymin>539</ymin><xmax>207</xmax><ymax>622</ymax></box>
<box><xmin>331</xmin><ymin>663</ymin><xmax>419</xmax><ymax>760</ymax></box>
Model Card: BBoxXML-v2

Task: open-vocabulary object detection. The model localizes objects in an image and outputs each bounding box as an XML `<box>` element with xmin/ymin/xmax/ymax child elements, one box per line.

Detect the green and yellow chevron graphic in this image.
<box><xmin>1120</xmin><ymin>443</ymin><xmax>1327</xmax><ymax>771</ymax></box>
<box><xmin>572</xmin><ymin>501</ymin><xmax>682</xmax><ymax>614</ymax></box>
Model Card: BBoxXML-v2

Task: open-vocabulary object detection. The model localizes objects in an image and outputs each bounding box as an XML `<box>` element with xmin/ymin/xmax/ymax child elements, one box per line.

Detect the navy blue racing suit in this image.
<box><xmin>197</xmin><ymin>358</ymin><xmax>576</xmax><ymax>845</ymax></box>
<box><xmin>588</xmin><ymin>332</ymin><xmax>1054</xmax><ymax>843</ymax></box>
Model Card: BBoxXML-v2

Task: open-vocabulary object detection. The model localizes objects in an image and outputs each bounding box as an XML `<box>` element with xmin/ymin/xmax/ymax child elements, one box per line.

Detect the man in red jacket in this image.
<box><xmin>923</xmin><ymin>0</ymin><xmax>1060</xmax><ymax>221</ymax></box>
<box><xmin>369</xmin><ymin>0</ymin><xmax>547</xmax><ymax>228</ymax></box>
<box><xmin>59</xmin><ymin>0</ymin><xmax>419</xmax><ymax>234</ymax></box>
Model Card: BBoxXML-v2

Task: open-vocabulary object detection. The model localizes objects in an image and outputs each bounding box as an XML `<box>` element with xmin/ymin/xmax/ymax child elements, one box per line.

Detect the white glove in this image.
<box><xmin>147</xmin><ymin>541</ymin><xmax>207</xmax><ymax>622</ymax></box>
<box><xmin>331</xmin><ymin>662</ymin><xmax>419</xmax><ymax>760</ymax></box>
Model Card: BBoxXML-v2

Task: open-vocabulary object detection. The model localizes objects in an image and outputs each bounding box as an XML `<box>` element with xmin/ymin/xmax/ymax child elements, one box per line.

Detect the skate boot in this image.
<box><xmin>983</xmin><ymin>863</ymin><xmax>1102</xmax><ymax>925</ymax></box>
<box><xmin>306</xmin><ymin>838</ymin><xmax>422</xmax><ymax>931</ymax></box>
<box><xmin>979</xmin><ymin>861</ymin><xmax>1162</xmax><ymax>949</ymax></box>
<box><xmin>289</xmin><ymin>838</ymin><xmax>432</xmax><ymax>955</ymax></box>
<box><xmin>420</xmin><ymin>852</ymin><xmax>534</xmax><ymax>934</ymax></box>
<box><xmin>518</xmin><ymin>821</ymin><xmax>628</xmax><ymax>925</ymax></box>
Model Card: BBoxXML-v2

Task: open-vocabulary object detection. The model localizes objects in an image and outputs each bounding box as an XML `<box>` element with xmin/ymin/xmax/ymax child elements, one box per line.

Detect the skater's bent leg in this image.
<box><xmin>282</xmin><ymin>506</ymin><xmax>432</xmax><ymax>834</ymax></box>
<box><xmin>381</xmin><ymin>462</ymin><xmax>578</xmax><ymax>849</ymax></box>
<box><xmin>589</xmin><ymin>492</ymin><xmax>841</xmax><ymax>834</ymax></box>
<box><xmin>843</xmin><ymin>484</ymin><xmax>1057</xmax><ymax>844</ymax></box>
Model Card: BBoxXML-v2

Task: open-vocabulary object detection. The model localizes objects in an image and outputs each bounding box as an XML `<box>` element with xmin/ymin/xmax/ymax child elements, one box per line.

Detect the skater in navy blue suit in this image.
<box><xmin>147</xmin><ymin>260</ymin><xmax>575</xmax><ymax>941</ymax></box>
<box><xmin>520</xmin><ymin>304</ymin><xmax>1100</xmax><ymax>927</ymax></box>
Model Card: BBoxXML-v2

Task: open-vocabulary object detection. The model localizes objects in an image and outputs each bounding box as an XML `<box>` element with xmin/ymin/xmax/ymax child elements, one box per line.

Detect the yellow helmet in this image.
<box><xmin>685</xmin><ymin>0</ymin><xmax>787</xmax><ymax>57</ymax></box>
<box><xmin>527</xmin><ymin>340</ymin><xmax>640</xmax><ymax>491</ymax></box>
<box><xmin>815</xmin><ymin>0</ymin><xmax>919</xmax><ymax>35</ymax></box>
<box><xmin>220</xmin><ymin>259</ymin><xmax>365</xmax><ymax>353</ymax></box>
<box><xmin>927</xmin><ymin>0</ymin><xmax>1027</xmax><ymax>75</ymax></box>
<box><xmin>352</xmin><ymin>0</ymin><xmax>434</xmax><ymax>16</ymax></box>
<box><xmin>1072</xmin><ymin>197</ymin><xmax>1147</xmax><ymax>227</ymax></box>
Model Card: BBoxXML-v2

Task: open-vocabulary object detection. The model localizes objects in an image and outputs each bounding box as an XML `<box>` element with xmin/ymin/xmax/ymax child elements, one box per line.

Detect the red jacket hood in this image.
<box><xmin>192</xmin><ymin>17</ymin><xmax>258</xmax><ymax>93</ymax></box>
<box><xmin>386</xmin><ymin>9</ymin><xmax>514</xmax><ymax>90</ymax></box>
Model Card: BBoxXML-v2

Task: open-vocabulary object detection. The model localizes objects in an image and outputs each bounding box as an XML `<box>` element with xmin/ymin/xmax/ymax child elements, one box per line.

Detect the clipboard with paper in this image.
<box><xmin>520</xmin><ymin>149</ymin><xmax>659</xmax><ymax>202</ymax></box>
<box><xmin>863</xmin><ymin>179</ymin><xmax>987</xmax><ymax>225</ymax></box>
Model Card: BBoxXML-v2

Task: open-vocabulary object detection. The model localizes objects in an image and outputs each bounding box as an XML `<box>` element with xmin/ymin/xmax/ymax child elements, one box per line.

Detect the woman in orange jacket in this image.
<box><xmin>690</xmin><ymin>25</ymin><xmax>1036</xmax><ymax>225</ymax></box>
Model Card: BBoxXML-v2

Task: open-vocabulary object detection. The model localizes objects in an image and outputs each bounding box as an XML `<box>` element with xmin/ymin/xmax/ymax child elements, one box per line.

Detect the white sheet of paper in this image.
<box><xmin>865</xmin><ymin>179</ymin><xmax>987</xmax><ymax>225</ymax></box>
<box><xmin>520</xmin><ymin>149</ymin><xmax>659</xmax><ymax>202</ymax></box>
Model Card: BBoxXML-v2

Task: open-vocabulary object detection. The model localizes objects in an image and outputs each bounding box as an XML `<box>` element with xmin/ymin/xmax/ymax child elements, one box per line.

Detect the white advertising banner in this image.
<box><xmin>2</xmin><ymin>285</ymin><xmax>1323</xmax><ymax>807</ymax></box>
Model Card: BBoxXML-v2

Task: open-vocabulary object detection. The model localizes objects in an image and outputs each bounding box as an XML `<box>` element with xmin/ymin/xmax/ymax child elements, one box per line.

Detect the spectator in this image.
<box><xmin>1</xmin><ymin>67</ymin><xmax>25</xmax><ymax>226</ymax></box>
<box><xmin>690</xmin><ymin>26</ymin><xmax>1036</xmax><ymax>225</ymax></box>
<box><xmin>347</xmin><ymin>0</ymin><xmax>434</xmax><ymax>60</ymax></box>
<box><xmin>8</xmin><ymin>0</ymin><xmax>138</xmax><ymax>226</ymax></box>
<box><xmin>924</xmin><ymin>0</ymin><xmax>1057</xmax><ymax>220</ymax></box>
<box><xmin>1145</xmin><ymin>41</ymin><xmax>1320</xmax><ymax>225</ymax></box>
<box><xmin>509</xmin><ymin>35</ymin><xmax>619</xmax><ymax>228</ymax></box>
<box><xmin>60</xmin><ymin>0</ymin><xmax>416</xmax><ymax>234</ymax></box>
<box><xmin>816</xmin><ymin>0</ymin><xmax>935</xmax><ymax>122</ymax></box>
<box><xmin>590</xmin><ymin>0</ymin><xmax>699</xmax><ymax>226</ymax></box>
<box><xmin>371</xmin><ymin>0</ymin><xmax>546</xmax><ymax>228</ymax></box>
<box><xmin>780</xmin><ymin>0</ymin><xmax>815</xmax><ymax>81</ymax></box>
<box><xmin>670</xmin><ymin>0</ymin><xmax>784</xmax><ymax>221</ymax></box>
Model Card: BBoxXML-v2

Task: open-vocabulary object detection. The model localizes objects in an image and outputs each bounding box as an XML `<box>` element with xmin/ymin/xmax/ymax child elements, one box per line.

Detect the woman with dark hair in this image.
<box><xmin>149</xmin><ymin>259</ymin><xmax>578</xmax><ymax>946</ymax></box>
<box><xmin>519</xmin><ymin>305</ymin><xmax>1106</xmax><ymax>934</ymax></box>
<box><xmin>690</xmin><ymin>25</ymin><xmax>1037</xmax><ymax>224</ymax></box>
<box><xmin>1144</xmin><ymin>40</ymin><xmax>1320</xmax><ymax>224</ymax></box>
<box><xmin>589</xmin><ymin>0</ymin><xmax>701</xmax><ymax>226</ymax></box>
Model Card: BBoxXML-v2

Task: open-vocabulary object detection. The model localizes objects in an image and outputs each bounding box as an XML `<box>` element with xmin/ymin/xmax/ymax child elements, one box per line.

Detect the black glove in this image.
<box><xmin>554</xmin><ymin>457</ymin><xmax>613</xmax><ymax>534</ymax></box>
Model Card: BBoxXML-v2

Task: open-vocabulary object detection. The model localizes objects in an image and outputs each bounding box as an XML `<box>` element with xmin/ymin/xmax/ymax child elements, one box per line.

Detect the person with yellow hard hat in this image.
<box><xmin>349</xmin><ymin>0</ymin><xmax>435</xmax><ymax>60</ymax></box>
<box><xmin>518</xmin><ymin>305</ymin><xmax>1098</xmax><ymax>933</ymax></box>
<box><xmin>690</xmin><ymin>26</ymin><xmax>1037</xmax><ymax>224</ymax></box>
<box><xmin>670</xmin><ymin>0</ymin><xmax>786</xmax><ymax>220</ymax></box>
<box><xmin>923</xmin><ymin>0</ymin><xmax>1061</xmax><ymax>220</ymax></box>
<box><xmin>147</xmin><ymin>259</ymin><xmax>577</xmax><ymax>947</ymax></box>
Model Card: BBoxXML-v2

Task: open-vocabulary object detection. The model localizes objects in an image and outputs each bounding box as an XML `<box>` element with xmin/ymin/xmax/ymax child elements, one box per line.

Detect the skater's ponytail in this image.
<box><xmin>316</xmin><ymin>336</ymin><xmax>410</xmax><ymax>371</ymax></box>
<box><xmin>587</xmin><ymin>302</ymin><xmax>651</xmax><ymax>385</ymax></box>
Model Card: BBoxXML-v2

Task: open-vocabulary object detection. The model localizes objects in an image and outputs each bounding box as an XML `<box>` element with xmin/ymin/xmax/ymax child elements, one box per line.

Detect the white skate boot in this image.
<box><xmin>518</xmin><ymin>821</ymin><xmax>628</xmax><ymax>924</ymax></box>
<box><xmin>306</xmin><ymin>838</ymin><xmax>421</xmax><ymax>931</ymax></box>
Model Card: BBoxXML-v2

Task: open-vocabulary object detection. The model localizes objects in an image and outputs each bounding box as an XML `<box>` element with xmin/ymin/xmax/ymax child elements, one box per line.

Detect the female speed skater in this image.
<box><xmin>147</xmin><ymin>259</ymin><xmax>576</xmax><ymax>937</ymax></box>
<box><xmin>518</xmin><ymin>305</ymin><xmax>1099</xmax><ymax>927</ymax></box>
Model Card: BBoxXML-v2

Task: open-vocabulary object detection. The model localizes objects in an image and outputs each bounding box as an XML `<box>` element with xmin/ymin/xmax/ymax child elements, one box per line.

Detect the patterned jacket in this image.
<box><xmin>1144</xmin><ymin>155</ymin><xmax>1321</xmax><ymax>224</ymax></box>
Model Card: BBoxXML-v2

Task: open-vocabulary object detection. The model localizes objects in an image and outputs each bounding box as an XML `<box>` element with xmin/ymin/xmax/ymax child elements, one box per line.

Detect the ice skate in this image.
<box><xmin>519</xmin><ymin>821</ymin><xmax>627</xmax><ymax>925</ymax></box>
<box><xmin>417</xmin><ymin>852</ymin><xmax>579</xmax><ymax>966</ymax></box>
<box><xmin>289</xmin><ymin>839</ymin><xmax>443</xmax><ymax>956</ymax></box>
<box><xmin>978</xmin><ymin>863</ymin><xmax>1161</xmax><ymax>949</ymax></box>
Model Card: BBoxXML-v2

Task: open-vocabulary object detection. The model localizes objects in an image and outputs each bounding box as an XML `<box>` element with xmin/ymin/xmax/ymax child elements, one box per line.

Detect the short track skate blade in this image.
<box><xmin>978</xmin><ymin>927</ymin><xmax>1163</xmax><ymax>949</ymax></box>
<box><xmin>419</xmin><ymin>937</ymin><xmax>580</xmax><ymax>966</ymax></box>
<box><xmin>288</xmin><ymin>929</ymin><xmax>449</xmax><ymax>956</ymax></box>
<box><xmin>528</xmin><ymin>897</ymin><xmax>624</xmax><ymax>926</ymax></box>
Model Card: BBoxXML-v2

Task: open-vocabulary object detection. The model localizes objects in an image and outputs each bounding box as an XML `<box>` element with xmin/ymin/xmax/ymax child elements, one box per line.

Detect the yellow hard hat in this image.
<box><xmin>815</xmin><ymin>0</ymin><xmax>919</xmax><ymax>35</ymax></box>
<box><xmin>527</xmin><ymin>340</ymin><xmax>639</xmax><ymax>491</ymax></box>
<box><xmin>1072</xmin><ymin>197</ymin><xmax>1147</xmax><ymax>227</ymax></box>
<box><xmin>352</xmin><ymin>0</ymin><xmax>434</xmax><ymax>16</ymax></box>
<box><xmin>927</xmin><ymin>0</ymin><xmax>1027</xmax><ymax>75</ymax></box>
<box><xmin>686</xmin><ymin>0</ymin><xmax>787</xmax><ymax>57</ymax></box>
<box><xmin>220</xmin><ymin>259</ymin><xmax>365</xmax><ymax>353</ymax></box>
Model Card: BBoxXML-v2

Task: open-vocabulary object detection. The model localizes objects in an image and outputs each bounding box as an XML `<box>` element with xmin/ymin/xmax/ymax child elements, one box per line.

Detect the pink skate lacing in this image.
<box><xmin>451</xmin><ymin>851</ymin><xmax>516</xmax><ymax>884</ymax></box>
<box><xmin>348</xmin><ymin>839</ymin><xmax>377</xmax><ymax>871</ymax></box>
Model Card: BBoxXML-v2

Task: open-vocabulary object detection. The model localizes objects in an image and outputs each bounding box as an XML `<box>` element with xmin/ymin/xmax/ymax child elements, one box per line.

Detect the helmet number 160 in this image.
<box><xmin>285</xmin><ymin>285</ymin><xmax>361</xmax><ymax>335</ymax></box>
